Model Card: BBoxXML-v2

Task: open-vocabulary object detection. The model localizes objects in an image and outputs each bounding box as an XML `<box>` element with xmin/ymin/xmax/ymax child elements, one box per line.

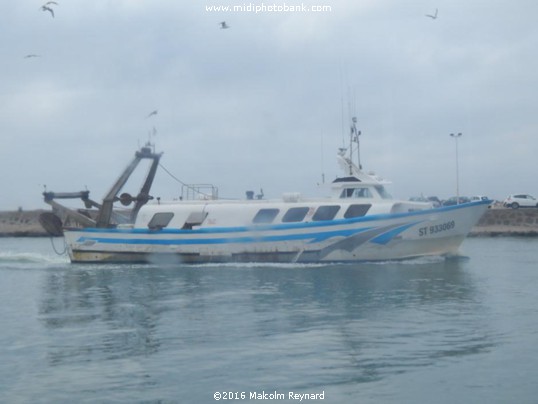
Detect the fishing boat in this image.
<box><xmin>41</xmin><ymin>121</ymin><xmax>490</xmax><ymax>263</ymax></box>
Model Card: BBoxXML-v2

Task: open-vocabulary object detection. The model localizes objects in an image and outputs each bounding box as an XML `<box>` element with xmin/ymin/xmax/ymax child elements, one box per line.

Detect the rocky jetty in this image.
<box><xmin>0</xmin><ymin>209</ymin><xmax>50</xmax><ymax>237</ymax></box>
<box><xmin>470</xmin><ymin>207</ymin><xmax>538</xmax><ymax>237</ymax></box>
<box><xmin>1</xmin><ymin>208</ymin><xmax>538</xmax><ymax>237</ymax></box>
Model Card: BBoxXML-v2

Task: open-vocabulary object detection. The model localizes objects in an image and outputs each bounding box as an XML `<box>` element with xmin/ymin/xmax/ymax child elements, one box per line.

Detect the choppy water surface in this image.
<box><xmin>1</xmin><ymin>237</ymin><xmax>537</xmax><ymax>403</ymax></box>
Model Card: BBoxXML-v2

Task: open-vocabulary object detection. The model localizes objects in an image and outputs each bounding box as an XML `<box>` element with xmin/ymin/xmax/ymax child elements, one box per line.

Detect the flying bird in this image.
<box><xmin>44</xmin><ymin>1</ymin><xmax>58</xmax><ymax>4</ymax></box>
<box><xmin>41</xmin><ymin>5</ymin><xmax>54</xmax><ymax>17</ymax></box>
<box><xmin>219</xmin><ymin>21</ymin><xmax>230</xmax><ymax>29</ymax></box>
<box><xmin>425</xmin><ymin>8</ymin><xmax>438</xmax><ymax>19</ymax></box>
<box><xmin>24</xmin><ymin>54</ymin><xmax>41</xmax><ymax>58</ymax></box>
<box><xmin>146</xmin><ymin>110</ymin><xmax>158</xmax><ymax>118</ymax></box>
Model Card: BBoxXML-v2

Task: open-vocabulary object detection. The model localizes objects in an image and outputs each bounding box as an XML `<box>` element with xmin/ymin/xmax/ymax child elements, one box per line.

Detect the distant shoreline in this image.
<box><xmin>1</xmin><ymin>208</ymin><xmax>538</xmax><ymax>237</ymax></box>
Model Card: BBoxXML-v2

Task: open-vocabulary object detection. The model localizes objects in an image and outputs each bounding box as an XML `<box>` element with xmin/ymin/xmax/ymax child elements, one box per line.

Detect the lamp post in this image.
<box><xmin>450</xmin><ymin>132</ymin><xmax>462</xmax><ymax>204</ymax></box>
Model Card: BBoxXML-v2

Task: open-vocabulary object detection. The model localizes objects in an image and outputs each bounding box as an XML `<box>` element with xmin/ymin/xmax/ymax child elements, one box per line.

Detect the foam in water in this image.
<box><xmin>0</xmin><ymin>251</ymin><xmax>69</xmax><ymax>265</ymax></box>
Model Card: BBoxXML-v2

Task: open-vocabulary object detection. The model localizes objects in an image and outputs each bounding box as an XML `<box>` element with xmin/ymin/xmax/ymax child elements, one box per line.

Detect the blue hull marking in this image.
<box><xmin>75</xmin><ymin>226</ymin><xmax>376</xmax><ymax>246</ymax></box>
<box><xmin>370</xmin><ymin>222</ymin><xmax>420</xmax><ymax>245</ymax></box>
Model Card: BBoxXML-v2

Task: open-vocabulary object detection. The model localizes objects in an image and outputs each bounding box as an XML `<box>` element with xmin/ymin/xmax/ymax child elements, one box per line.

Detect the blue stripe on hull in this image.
<box><xmin>76</xmin><ymin>226</ymin><xmax>379</xmax><ymax>246</ymax></box>
<box><xmin>370</xmin><ymin>222</ymin><xmax>418</xmax><ymax>245</ymax></box>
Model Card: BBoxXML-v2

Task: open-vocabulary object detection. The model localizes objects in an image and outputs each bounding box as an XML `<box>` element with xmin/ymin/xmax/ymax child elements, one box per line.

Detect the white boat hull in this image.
<box><xmin>64</xmin><ymin>201</ymin><xmax>489</xmax><ymax>264</ymax></box>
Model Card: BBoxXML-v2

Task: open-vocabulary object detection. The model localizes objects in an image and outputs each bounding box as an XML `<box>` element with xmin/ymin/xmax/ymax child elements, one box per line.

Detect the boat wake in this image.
<box><xmin>74</xmin><ymin>255</ymin><xmax>468</xmax><ymax>271</ymax></box>
<box><xmin>166</xmin><ymin>255</ymin><xmax>466</xmax><ymax>269</ymax></box>
<box><xmin>0</xmin><ymin>251</ymin><xmax>69</xmax><ymax>266</ymax></box>
<box><xmin>368</xmin><ymin>254</ymin><xmax>469</xmax><ymax>266</ymax></box>
<box><xmin>187</xmin><ymin>262</ymin><xmax>329</xmax><ymax>270</ymax></box>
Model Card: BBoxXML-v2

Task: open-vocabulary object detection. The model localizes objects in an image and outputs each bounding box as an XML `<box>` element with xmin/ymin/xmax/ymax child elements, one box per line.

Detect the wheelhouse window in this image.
<box><xmin>344</xmin><ymin>204</ymin><xmax>371</xmax><ymax>218</ymax></box>
<box><xmin>253</xmin><ymin>208</ymin><xmax>280</xmax><ymax>224</ymax></box>
<box><xmin>282</xmin><ymin>207</ymin><xmax>309</xmax><ymax>223</ymax></box>
<box><xmin>340</xmin><ymin>187</ymin><xmax>373</xmax><ymax>199</ymax></box>
<box><xmin>312</xmin><ymin>205</ymin><xmax>340</xmax><ymax>221</ymax></box>
<box><xmin>148</xmin><ymin>212</ymin><xmax>174</xmax><ymax>230</ymax></box>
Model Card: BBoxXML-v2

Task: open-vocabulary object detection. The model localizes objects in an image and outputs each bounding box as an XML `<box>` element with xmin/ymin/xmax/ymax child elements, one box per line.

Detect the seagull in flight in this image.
<box><xmin>24</xmin><ymin>54</ymin><xmax>41</xmax><ymax>58</ymax></box>
<box><xmin>219</xmin><ymin>21</ymin><xmax>230</xmax><ymax>29</ymax></box>
<box><xmin>425</xmin><ymin>8</ymin><xmax>438</xmax><ymax>19</ymax></box>
<box><xmin>146</xmin><ymin>110</ymin><xmax>158</xmax><ymax>118</ymax></box>
<box><xmin>41</xmin><ymin>5</ymin><xmax>54</xmax><ymax>17</ymax></box>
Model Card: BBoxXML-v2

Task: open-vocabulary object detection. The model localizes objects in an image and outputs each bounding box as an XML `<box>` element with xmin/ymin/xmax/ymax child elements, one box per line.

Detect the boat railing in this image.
<box><xmin>181</xmin><ymin>184</ymin><xmax>219</xmax><ymax>200</ymax></box>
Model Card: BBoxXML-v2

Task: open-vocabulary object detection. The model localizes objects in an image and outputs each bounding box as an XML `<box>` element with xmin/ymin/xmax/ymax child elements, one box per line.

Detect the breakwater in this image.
<box><xmin>0</xmin><ymin>210</ymin><xmax>50</xmax><ymax>237</ymax></box>
<box><xmin>469</xmin><ymin>207</ymin><xmax>538</xmax><ymax>236</ymax></box>
<box><xmin>1</xmin><ymin>208</ymin><xmax>538</xmax><ymax>237</ymax></box>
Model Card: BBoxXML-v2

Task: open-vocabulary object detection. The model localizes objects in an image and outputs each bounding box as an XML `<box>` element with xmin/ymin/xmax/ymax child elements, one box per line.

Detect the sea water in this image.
<box><xmin>1</xmin><ymin>236</ymin><xmax>537</xmax><ymax>403</ymax></box>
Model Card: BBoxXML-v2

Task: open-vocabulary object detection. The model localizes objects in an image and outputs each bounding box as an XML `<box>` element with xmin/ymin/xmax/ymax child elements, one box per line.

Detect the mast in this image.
<box><xmin>343</xmin><ymin>116</ymin><xmax>362</xmax><ymax>175</ymax></box>
<box><xmin>351</xmin><ymin>116</ymin><xmax>362</xmax><ymax>170</ymax></box>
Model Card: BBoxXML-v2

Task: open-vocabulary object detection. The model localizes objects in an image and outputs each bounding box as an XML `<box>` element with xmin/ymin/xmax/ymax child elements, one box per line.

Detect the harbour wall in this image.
<box><xmin>469</xmin><ymin>208</ymin><xmax>538</xmax><ymax>237</ymax></box>
<box><xmin>1</xmin><ymin>208</ymin><xmax>538</xmax><ymax>237</ymax></box>
<box><xmin>0</xmin><ymin>210</ymin><xmax>51</xmax><ymax>237</ymax></box>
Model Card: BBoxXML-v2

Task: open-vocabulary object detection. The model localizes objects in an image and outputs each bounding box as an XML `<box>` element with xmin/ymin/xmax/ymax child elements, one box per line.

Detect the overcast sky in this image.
<box><xmin>1</xmin><ymin>0</ymin><xmax>537</xmax><ymax>210</ymax></box>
